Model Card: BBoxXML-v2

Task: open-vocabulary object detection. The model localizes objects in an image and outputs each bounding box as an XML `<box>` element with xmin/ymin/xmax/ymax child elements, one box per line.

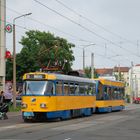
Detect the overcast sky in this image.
<box><xmin>6</xmin><ymin>0</ymin><xmax>140</xmax><ymax>69</ymax></box>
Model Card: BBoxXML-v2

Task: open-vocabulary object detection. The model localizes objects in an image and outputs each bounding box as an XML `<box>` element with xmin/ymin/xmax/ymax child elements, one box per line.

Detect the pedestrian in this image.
<box><xmin>0</xmin><ymin>91</ymin><xmax>8</xmax><ymax>120</ymax></box>
<box><xmin>4</xmin><ymin>87</ymin><xmax>13</xmax><ymax>103</ymax></box>
<box><xmin>0</xmin><ymin>91</ymin><xmax>5</xmax><ymax>105</ymax></box>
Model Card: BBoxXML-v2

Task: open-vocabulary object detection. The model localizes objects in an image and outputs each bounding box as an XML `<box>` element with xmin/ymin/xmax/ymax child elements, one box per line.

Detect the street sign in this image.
<box><xmin>5</xmin><ymin>24</ymin><xmax>12</xmax><ymax>33</ymax></box>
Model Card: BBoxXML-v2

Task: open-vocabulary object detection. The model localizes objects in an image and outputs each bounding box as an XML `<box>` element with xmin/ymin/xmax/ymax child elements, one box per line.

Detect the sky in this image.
<box><xmin>5</xmin><ymin>0</ymin><xmax>140</xmax><ymax>69</ymax></box>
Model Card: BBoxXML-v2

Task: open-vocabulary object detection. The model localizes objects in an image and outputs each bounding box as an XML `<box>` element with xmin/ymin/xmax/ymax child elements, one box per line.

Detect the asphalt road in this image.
<box><xmin>0</xmin><ymin>104</ymin><xmax>140</xmax><ymax>140</ymax></box>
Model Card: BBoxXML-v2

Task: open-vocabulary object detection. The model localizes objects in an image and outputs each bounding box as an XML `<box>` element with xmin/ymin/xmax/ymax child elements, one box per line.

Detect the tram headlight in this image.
<box><xmin>40</xmin><ymin>103</ymin><xmax>47</xmax><ymax>108</ymax></box>
<box><xmin>21</xmin><ymin>103</ymin><xmax>27</xmax><ymax>109</ymax></box>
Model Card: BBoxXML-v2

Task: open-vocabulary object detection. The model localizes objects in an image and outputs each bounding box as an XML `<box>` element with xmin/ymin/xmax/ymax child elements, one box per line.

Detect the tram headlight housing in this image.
<box><xmin>21</xmin><ymin>103</ymin><xmax>28</xmax><ymax>109</ymax></box>
<box><xmin>40</xmin><ymin>103</ymin><xmax>47</xmax><ymax>108</ymax></box>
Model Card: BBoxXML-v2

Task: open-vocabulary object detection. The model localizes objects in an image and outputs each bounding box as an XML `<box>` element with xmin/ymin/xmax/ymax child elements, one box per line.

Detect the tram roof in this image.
<box><xmin>23</xmin><ymin>72</ymin><xmax>96</xmax><ymax>84</ymax></box>
<box><xmin>94</xmin><ymin>78</ymin><xmax>125</xmax><ymax>87</ymax></box>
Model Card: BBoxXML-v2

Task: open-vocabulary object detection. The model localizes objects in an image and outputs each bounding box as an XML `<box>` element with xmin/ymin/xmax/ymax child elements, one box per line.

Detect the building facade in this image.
<box><xmin>129</xmin><ymin>64</ymin><xmax>140</xmax><ymax>98</ymax></box>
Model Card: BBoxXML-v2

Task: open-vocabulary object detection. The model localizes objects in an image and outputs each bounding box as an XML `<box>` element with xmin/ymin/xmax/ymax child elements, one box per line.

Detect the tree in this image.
<box><xmin>84</xmin><ymin>66</ymin><xmax>98</xmax><ymax>78</ymax></box>
<box><xmin>6</xmin><ymin>30</ymin><xmax>75</xmax><ymax>81</ymax></box>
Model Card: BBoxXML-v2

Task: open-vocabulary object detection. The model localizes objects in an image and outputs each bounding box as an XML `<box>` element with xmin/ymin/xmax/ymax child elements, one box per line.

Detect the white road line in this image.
<box><xmin>0</xmin><ymin>125</ymin><xmax>16</xmax><ymax>131</ymax></box>
<box><xmin>0</xmin><ymin>123</ymin><xmax>40</xmax><ymax>132</ymax></box>
<box><xmin>64</xmin><ymin>138</ymin><xmax>71</xmax><ymax>140</ymax></box>
<box><xmin>53</xmin><ymin>115</ymin><xmax>127</xmax><ymax>131</ymax></box>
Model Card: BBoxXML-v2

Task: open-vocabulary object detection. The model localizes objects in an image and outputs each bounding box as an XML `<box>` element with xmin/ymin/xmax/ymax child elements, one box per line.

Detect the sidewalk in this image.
<box><xmin>7</xmin><ymin>111</ymin><xmax>21</xmax><ymax>117</ymax></box>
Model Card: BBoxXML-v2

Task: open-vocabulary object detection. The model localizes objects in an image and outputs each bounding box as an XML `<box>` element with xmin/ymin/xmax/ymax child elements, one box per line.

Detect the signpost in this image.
<box><xmin>5</xmin><ymin>24</ymin><xmax>12</xmax><ymax>33</ymax></box>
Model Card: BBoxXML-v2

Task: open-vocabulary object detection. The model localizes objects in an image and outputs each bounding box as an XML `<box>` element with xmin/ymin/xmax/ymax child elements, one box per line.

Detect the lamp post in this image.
<box><xmin>80</xmin><ymin>43</ymin><xmax>95</xmax><ymax>70</ymax></box>
<box><xmin>13</xmin><ymin>13</ymin><xmax>32</xmax><ymax>109</ymax></box>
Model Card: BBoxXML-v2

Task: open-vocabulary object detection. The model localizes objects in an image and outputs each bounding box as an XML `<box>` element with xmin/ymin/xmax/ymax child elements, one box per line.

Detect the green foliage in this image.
<box><xmin>6</xmin><ymin>30</ymin><xmax>75</xmax><ymax>81</ymax></box>
<box><xmin>84</xmin><ymin>66</ymin><xmax>98</xmax><ymax>78</ymax></box>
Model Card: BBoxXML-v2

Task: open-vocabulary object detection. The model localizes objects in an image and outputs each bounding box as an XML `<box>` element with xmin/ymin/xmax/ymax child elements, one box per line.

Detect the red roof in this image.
<box><xmin>95</xmin><ymin>68</ymin><xmax>113</xmax><ymax>75</ymax></box>
<box><xmin>135</xmin><ymin>64</ymin><xmax>140</xmax><ymax>66</ymax></box>
<box><xmin>113</xmin><ymin>67</ymin><xmax>130</xmax><ymax>72</ymax></box>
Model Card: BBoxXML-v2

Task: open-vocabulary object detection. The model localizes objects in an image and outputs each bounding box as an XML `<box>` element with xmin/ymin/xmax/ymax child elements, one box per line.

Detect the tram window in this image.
<box><xmin>85</xmin><ymin>84</ymin><xmax>93</xmax><ymax>95</ymax></box>
<box><xmin>93</xmin><ymin>84</ymin><xmax>96</xmax><ymax>95</ymax></box>
<box><xmin>64</xmin><ymin>82</ymin><xmax>69</xmax><ymax>95</ymax></box>
<box><xmin>103</xmin><ymin>87</ymin><xmax>108</xmax><ymax>100</ymax></box>
<box><xmin>69</xmin><ymin>83</ymin><xmax>75</xmax><ymax>95</ymax></box>
<box><xmin>75</xmin><ymin>84</ymin><xmax>79</xmax><ymax>95</ymax></box>
<box><xmin>45</xmin><ymin>81</ymin><xmax>55</xmax><ymax>95</ymax></box>
<box><xmin>107</xmin><ymin>87</ymin><xmax>112</xmax><ymax>100</ymax></box>
<box><xmin>56</xmin><ymin>81</ymin><xmax>63</xmax><ymax>95</ymax></box>
<box><xmin>114</xmin><ymin>88</ymin><xmax>118</xmax><ymax>99</ymax></box>
<box><xmin>120</xmin><ymin>88</ymin><xmax>125</xmax><ymax>99</ymax></box>
<box><xmin>97</xmin><ymin>84</ymin><xmax>103</xmax><ymax>100</ymax></box>
<box><xmin>79</xmin><ymin>83</ymin><xmax>85</xmax><ymax>95</ymax></box>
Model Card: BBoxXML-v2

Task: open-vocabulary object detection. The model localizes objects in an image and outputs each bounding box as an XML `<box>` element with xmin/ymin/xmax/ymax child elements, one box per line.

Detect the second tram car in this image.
<box><xmin>95</xmin><ymin>78</ymin><xmax>125</xmax><ymax>113</ymax></box>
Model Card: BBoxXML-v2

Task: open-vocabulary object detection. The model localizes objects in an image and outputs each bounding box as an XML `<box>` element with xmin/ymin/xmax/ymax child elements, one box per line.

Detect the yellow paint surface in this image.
<box><xmin>22</xmin><ymin>96</ymin><xmax>96</xmax><ymax>112</ymax></box>
<box><xmin>96</xmin><ymin>100</ymin><xmax>125</xmax><ymax>108</ymax></box>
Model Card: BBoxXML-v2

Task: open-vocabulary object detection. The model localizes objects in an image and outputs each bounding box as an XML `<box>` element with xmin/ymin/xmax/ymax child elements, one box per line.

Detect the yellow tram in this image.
<box><xmin>21</xmin><ymin>72</ymin><xmax>96</xmax><ymax>121</ymax></box>
<box><xmin>95</xmin><ymin>78</ymin><xmax>125</xmax><ymax>112</ymax></box>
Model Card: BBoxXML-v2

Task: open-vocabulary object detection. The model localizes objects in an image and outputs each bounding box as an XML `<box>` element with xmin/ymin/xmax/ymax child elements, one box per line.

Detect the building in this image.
<box><xmin>113</xmin><ymin>66</ymin><xmax>130</xmax><ymax>84</ymax></box>
<box><xmin>95</xmin><ymin>68</ymin><xmax>115</xmax><ymax>80</ymax></box>
<box><xmin>129</xmin><ymin>64</ymin><xmax>140</xmax><ymax>98</ymax></box>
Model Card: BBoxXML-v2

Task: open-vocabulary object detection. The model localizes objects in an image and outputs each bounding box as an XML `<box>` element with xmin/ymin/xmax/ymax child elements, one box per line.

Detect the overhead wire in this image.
<box><xmin>34</xmin><ymin>0</ymin><xmax>139</xmax><ymax>58</ymax></box>
<box><xmin>2</xmin><ymin>3</ymin><xmax>132</xmax><ymax>66</ymax></box>
<box><xmin>4</xmin><ymin>4</ymin><xmax>92</xmax><ymax>43</ymax></box>
<box><xmin>55</xmin><ymin>0</ymin><xmax>137</xmax><ymax>46</ymax></box>
<box><xmin>0</xmin><ymin>18</ymin><xmax>129</xmax><ymax>66</ymax></box>
<box><xmin>4</xmin><ymin>4</ymin><xmax>119</xmax><ymax>56</ymax></box>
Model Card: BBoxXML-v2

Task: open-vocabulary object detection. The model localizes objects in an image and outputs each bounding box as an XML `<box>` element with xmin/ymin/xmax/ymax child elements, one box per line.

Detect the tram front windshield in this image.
<box><xmin>23</xmin><ymin>81</ymin><xmax>48</xmax><ymax>95</ymax></box>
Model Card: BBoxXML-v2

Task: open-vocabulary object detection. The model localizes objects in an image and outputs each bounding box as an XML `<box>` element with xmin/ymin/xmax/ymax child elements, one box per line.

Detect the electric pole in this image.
<box><xmin>130</xmin><ymin>61</ymin><xmax>133</xmax><ymax>104</ymax></box>
<box><xmin>0</xmin><ymin>0</ymin><xmax>6</xmax><ymax>91</ymax></box>
<box><xmin>91</xmin><ymin>53</ymin><xmax>94</xmax><ymax>79</ymax></box>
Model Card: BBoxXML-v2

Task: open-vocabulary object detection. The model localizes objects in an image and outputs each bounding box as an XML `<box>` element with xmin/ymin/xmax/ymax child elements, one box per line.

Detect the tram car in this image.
<box><xmin>95</xmin><ymin>78</ymin><xmax>125</xmax><ymax>113</ymax></box>
<box><xmin>21</xmin><ymin>72</ymin><xmax>96</xmax><ymax>121</ymax></box>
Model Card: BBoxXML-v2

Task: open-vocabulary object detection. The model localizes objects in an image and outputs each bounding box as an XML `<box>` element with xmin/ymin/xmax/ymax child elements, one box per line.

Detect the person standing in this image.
<box><xmin>0</xmin><ymin>91</ymin><xmax>5</xmax><ymax>105</ymax></box>
<box><xmin>4</xmin><ymin>87</ymin><xmax>13</xmax><ymax>103</ymax></box>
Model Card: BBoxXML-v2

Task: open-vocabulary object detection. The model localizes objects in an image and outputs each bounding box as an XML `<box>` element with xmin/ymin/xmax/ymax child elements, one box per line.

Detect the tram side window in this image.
<box><xmin>103</xmin><ymin>86</ymin><xmax>108</xmax><ymax>100</ymax></box>
<box><xmin>56</xmin><ymin>81</ymin><xmax>63</xmax><ymax>95</ymax></box>
<box><xmin>96</xmin><ymin>84</ymin><xmax>103</xmax><ymax>100</ymax></box>
<box><xmin>45</xmin><ymin>81</ymin><xmax>55</xmax><ymax>95</ymax></box>
<box><xmin>118</xmin><ymin>88</ymin><xmax>124</xmax><ymax>100</ymax></box>
<box><xmin>93</xmin><ymin>84</ymin><xmax>96</xmax><ymax>95</ymax></box>
<box><xmin>120</xmin><ymin>88</ymin><xmax>125</xmax><ymax>99</ymax></box>
<box><xmin>79</xmin><ymin>83</ymin><xmax>85</xmax><ymax>95</ymax></box>
<box><xmin>75</xmin><ymin>83</ymin><xmax>79</xmax><ymax>95</ymax></box>
<box><xmin>114</xmin><ymin>88</ymin><xmax>118</xmax><ymax>99</ymax></box>
<box><xmin>85</xmin><ymin>84</ymin><xmax>93</xmax><ymax>95</ymax></box>
<box><xmin>114</xmin><ymin>88</ymin><xmax>121</xmax><ymax>100</ymax></box>
<box><xmin>64</xmin><ymin>82</ymin><xmax>69</xmax><ymax>95</ymax></box>
<box><xmin>69</xmin><ymin>83</ymin><xmax>75</xmax><ymax>95</ymax></box>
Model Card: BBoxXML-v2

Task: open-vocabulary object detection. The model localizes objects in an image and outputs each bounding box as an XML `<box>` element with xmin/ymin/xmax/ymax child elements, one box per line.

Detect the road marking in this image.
<box><xmin>64</xmin><ymin>138</ymin><xmax>71</xmax><ymax>140</ymax></box>
<box><xmin>53</xmin><ymin>121</ymin><xmax>103</xmax><ymax>131</ymax></box>
<box><xmin>0</xmin><ymin>125</ymin><xmax>16</xmax><ymax>131</ymax></box>
<box><xmin>0</xmin><ymin>123</ymin><xmax>41</xmax><ymax>132</ymax></box>
<box><xmin>52</xmin><ymin>115</ymin><xmax>127</xmax><ymax>131</ymax></box>
<box><xmin>96</xmin><ymin>115</ymin><xmax>126</xmax><ymax>121</ymax></box>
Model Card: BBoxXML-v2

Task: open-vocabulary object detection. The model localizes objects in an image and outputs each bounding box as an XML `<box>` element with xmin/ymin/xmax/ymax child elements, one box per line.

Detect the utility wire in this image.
<box><xmin>4</xmin><ymin>3</ymin><xmax>134</xmax><ymax>57</ymax></box>
<box><xmin>4</xmin><ymin>4</ymin><xmax>119</xmax><ymax>56</ymax></box>
<box><xmin>2</xmin><ymin>8</ymin><xmax>132</xmax><ymax>65</ymax></box>
<box><xmin>55</xmin><ymin>0</ymin><xmax>137</xmax><ymax>46</ymax></box>
<box><xmin>76</xmin><ymin>46</ymin><xmax>129</xmax><ymax>66</ymax></box>
<box><xmin>0</xmin><ymin>18</ymin><xmax>129</xmax><ymax>66</ymax></box>
<box><xmin>4</xmin><ymin>4</ymin><xmax>92</xmax><ymax>43</ymax></box>
<box><xmin>34</xmin><ymin>0</ymin><xmax>139</xmax><ymax>57</ymax></box>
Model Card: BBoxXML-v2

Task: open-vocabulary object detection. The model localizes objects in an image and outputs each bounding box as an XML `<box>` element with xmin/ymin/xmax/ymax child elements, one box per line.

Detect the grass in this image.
<box><xmin>9</xmin><ymin>105</ymin><xmax>21</xmax><ymax>112</ymax></box>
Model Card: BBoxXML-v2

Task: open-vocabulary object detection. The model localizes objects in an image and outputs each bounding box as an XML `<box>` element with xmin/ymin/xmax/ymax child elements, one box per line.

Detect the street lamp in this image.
<box><xmin>13</xmin><ymin>13</ymin><xmax>32</xmax><ymax>109</ymax></box>
<box><xmin>80</xmin><ymin>43</ymin><xmax>96</xmax><ymax>70</ymax></box>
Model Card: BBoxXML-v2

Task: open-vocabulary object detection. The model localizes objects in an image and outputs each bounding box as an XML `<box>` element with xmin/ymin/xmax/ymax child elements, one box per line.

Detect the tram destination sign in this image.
<box><xmin>26</xmin><ymin>74</ymin><xmax>45</xmax><ymax>79</ymax></box>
